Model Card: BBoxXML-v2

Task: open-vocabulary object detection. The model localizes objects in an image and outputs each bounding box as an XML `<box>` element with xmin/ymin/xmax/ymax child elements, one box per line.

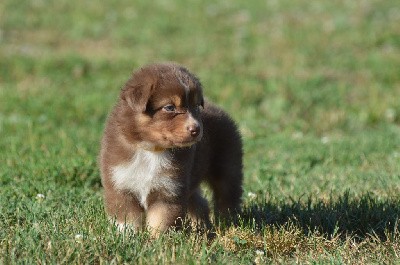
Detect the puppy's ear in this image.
<box><xmin>200</xmin><ymin>97</ymin><xmax>204</xmax><ymax>108</ymax></box>
<box><xmin>120</xmin><ymin>80</ymin><xmax>152</xmax><ymax>113</ymax></box>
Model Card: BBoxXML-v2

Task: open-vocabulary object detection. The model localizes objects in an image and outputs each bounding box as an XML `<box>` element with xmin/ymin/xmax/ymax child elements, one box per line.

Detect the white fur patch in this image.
<box><xmin>111</xmin><ymin>149</ymin><xmax>179</xmax><ymax>209</ymax></box>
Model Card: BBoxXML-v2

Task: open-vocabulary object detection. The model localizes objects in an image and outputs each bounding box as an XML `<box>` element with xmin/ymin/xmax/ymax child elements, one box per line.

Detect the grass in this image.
<box><xmin>1</xmin><ymin>0</ymin><xmax>400</xmax><ymax>263</ymax></box>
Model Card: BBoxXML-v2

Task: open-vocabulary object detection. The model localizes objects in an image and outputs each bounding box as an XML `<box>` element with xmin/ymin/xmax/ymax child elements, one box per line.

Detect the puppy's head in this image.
<box><xmin>118</xmin><ymin>63</ymin><xmax>204</xmax><ymax>149</ymax></box>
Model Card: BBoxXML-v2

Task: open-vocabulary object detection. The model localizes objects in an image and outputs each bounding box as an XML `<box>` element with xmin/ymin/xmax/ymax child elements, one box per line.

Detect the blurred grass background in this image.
<box><xmin>1</xmin><ymin>0</ymin><xmax>400</xmax><ymax>263</ymax></box>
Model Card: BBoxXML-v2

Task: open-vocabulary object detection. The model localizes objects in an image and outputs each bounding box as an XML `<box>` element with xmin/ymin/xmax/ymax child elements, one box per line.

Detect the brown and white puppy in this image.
<box><xmin>100</xmin><ymin>62</ymin><xmax>242</xmax><ymax>234</ymax></box>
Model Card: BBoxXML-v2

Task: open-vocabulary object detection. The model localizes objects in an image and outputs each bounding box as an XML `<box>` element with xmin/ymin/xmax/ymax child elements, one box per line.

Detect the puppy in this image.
<box><xmin>100</xmin><ymin>62</ymin><xmax>243</xmax><ymax>234</ymax></box>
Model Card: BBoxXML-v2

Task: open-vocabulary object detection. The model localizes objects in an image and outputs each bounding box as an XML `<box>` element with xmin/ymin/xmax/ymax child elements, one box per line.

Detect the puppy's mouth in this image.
<box><xmin>170</xmin><ymin>135</ymin><xmax>203</xmax><ymax>148</ymax></box>
<box><xmin>173</xmin><ymin>140</ymin><xmax>198</xmax><ymax>148</ymax></box>
<box><xmin>140</xmin><ymin>138</ymin><xmax>199</xmax><ymax>152</ymax></box>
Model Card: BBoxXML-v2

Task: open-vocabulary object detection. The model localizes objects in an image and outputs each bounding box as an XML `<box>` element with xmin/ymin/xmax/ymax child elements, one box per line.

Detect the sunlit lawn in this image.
<box><xmin>1</xmin><ymin>0</ymin><xmax>400</xmax><ymax>263</ymax></box>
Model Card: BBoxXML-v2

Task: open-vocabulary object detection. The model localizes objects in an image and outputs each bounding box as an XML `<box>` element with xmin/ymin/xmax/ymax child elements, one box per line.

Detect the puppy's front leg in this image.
<box><xmin>104</xmin><ymin>189</ymin><xmax>144</xmax><ymax>231</ymax></box>
<box><xmin>187</xmin><ymin>189</ymin><xmax>211</xmax><ymax>230</ymax></box>
<box><xmin>146</xmin><ymin>199</ymin><xmax>185</xmax><ymax>236</ymax></box>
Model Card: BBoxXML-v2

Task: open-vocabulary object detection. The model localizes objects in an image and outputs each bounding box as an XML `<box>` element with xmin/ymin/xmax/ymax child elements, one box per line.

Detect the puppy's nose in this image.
<box><xmin>187</xmin><ymin>124</ymin><xmax>200</xmax><ymax>137</ymax></box>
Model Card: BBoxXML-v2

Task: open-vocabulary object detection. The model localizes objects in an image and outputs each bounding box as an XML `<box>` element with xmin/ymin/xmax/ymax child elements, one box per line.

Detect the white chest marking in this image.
<box><xmin>111</xmin><ymin>149</ymin><xmax>178</xmax><ymax>209</ymax></box>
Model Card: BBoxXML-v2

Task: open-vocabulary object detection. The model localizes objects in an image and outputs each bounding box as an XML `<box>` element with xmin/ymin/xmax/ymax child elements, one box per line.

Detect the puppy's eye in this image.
<box><xmin>163</xmin><ymin>104</ymin><xmax>176</xmax><ymax>112</ymax></box>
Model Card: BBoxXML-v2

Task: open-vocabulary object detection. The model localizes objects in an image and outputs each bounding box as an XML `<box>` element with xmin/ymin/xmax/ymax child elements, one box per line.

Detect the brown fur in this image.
<box><xmin>100</xmin><ymin>62</ymin><xmax>243</xmax><ymax>234</ymax></box>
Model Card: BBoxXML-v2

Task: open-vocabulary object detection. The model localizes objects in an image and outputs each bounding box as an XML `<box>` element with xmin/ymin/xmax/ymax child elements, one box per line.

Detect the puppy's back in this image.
<box><xmin>194</xmin><ymin>101</ymin><xmax>243</xmax><ymax>215</ymax></box>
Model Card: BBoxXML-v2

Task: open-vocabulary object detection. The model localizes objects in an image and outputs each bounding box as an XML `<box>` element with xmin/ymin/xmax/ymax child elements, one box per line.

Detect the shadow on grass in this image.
<box><xmin>240</xmin><ymin>192</ymin><xmax>400</xmax><ymax>239</ymax></box>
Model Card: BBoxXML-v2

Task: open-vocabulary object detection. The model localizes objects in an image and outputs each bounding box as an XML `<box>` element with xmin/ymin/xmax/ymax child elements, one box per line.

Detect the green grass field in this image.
<box><xmin>1</xmin><ymin>0</ymin><xmax>400</xmax><ymax>263</ymax></box>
